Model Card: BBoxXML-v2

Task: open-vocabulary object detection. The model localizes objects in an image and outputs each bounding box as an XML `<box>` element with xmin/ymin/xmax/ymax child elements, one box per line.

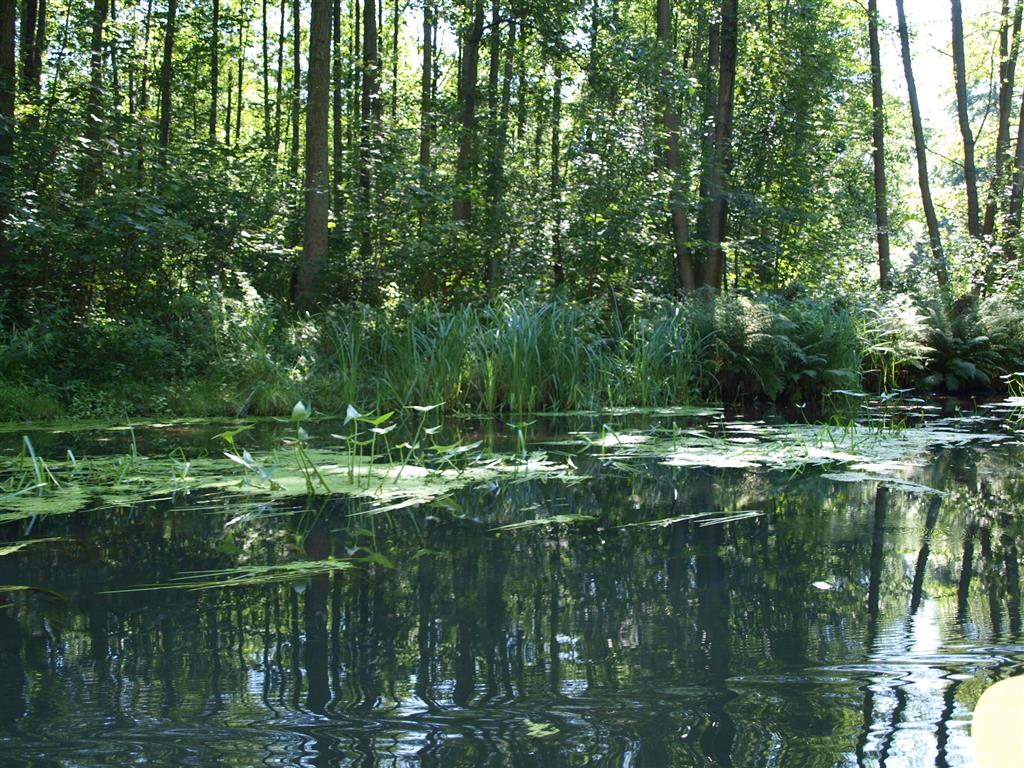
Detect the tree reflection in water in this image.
<box><xmin>0</xmin><ymin>425</ymin><xmax>1022</xmax><ymax>767</ymax></box>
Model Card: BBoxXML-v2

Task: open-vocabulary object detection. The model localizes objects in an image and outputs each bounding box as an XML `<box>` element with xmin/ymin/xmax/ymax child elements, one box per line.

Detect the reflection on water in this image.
<box><xmin>1</xmin><ymin>410</ymin><xmax>1023</xmax><ymax>767</ymax></box>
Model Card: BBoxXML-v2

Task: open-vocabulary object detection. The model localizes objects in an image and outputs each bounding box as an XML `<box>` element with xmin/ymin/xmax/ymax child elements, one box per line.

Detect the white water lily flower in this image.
<box><xmin>344</xmin><ymin>404</ymin><xmax>362</xmax><ymax>424</ymax></box>
<box><xmin>292</xmin><ymin>401</ymin><xmax>310</xmax><ymax>421</ymax></box>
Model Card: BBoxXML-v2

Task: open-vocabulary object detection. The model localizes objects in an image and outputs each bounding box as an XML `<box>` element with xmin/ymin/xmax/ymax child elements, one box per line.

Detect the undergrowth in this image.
<box><xmin>2</xmin><ymin>289</ymin><xmax>1022</xmax><ymax>421</ymax></box>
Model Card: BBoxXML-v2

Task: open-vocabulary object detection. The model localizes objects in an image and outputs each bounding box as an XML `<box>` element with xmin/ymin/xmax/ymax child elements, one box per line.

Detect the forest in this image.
<box><xmin>0</xmin><ymin>0</ymin><xmax>1022</xmax><ymax>417</ymax></box>
<box><xmin>3</xmin><ymin>3</ymin><xmax>1024</xmax><ymax>766</ymax></box>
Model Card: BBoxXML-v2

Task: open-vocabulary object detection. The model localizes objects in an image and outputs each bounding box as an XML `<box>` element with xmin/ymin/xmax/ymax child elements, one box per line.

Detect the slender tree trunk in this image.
<box><xmin>703</xmin><ymin>0</ymin><xmax>737</xmax><ymax>291</ymax></box>
<box><xmin>658</xmin><ymin>0</ymin><xmax>695</xmax><ymax>292</ymax></box>
<box><xmin>236</xmin><ymin>15</ymin><xmax>244</xmax><ymax>141</ymax></box>
<box><xmin>551</xmin><ymin>58</ymin><xmax>563</xmax><ymax>286</ymax></box>
<box><xmin>486</xmin><ymin>9</ymin><xmax>515</xmax><ymax>288</ymax></box>
<box><xmin>359</xmin><ymin>0</ymin><xmax>379</xmax><ymax>259</ymax></box>
<box><xmin>225</xmin><ymin>62</ymin><xmax>233</xmax><ymax>145</ymax></box>
<box><xmin>19</xmin><ymin>0</ymin><xmax>38</xmax><ymax>99</ymax></box>
<box><xmin>951</xmin><ymin>0</ymin><xmax>980</xmax><ymax>238</ymax></box>
<box><xmin>418</xmin><ymin>0</ymin><xmax>432</xmax><ymax>168</ymax></box>
<box><xmin>262</xmin><ymin>0</ymin><xmax>271</xmax><ymax>144</ymax></box>
<box><xmin>452</xmin><ymin>1</ymin><xmax>484</xmax><ymax>224</ymax></box>
<box><xmin>81</xmin><ymin>0</ymin><xmax>109</xmax><ymax>198</ymax></box>
<box><xmin>298</xmin><ymin>0</ymin><xmax>332</xmax><ymax>309</ymax></box>
<box><xmin>290</xmin><ymin>0</ymin><xmax>301</xmax><ymax>177</ymax></box>
<box><xmin>897</xmin><ymin>0</ymin><xmax>947</xmax><ymax>286</ymax></box>
<box><xmin>983</xmin><ymin>0</ymin><xmax>1022</xmax><ymax>238</ymax></box>
<box><xmin>0</xmin><ymin>0</ymin><xmax>15</xmax><ymax>306</ymax></box>
<box><xmin>868</xmin><ymin>0</ymin><xmax>891</xmax><ymax>289</ymax></box>
<box><xmin>211</xmin><ymin>0</ymin><xmax>220</xmax><ymax>139</ymax></box>
<box><xmin>275</xmin><ymin>0</ymin><xmax>285</xmax><ymax>157</ymax></box>
<box><xmin>157</xmin><ymin>0</ymin><xmax>177</xmax><ymax>166</ymax></box>
<box><xmin>332</xmin><ymin>0</ymin><xmax>343</xmax><ymax>214</ymax></box>
<box><xmin>390</xmin><ymin>0</ymin><xmax>399</xmax><ymax>122</ymax></box>
<box><xmin>1006</xmin><ymin>82</ymin><xmax>1024</xmax><ymax>255</ymax></box>
<box><xmin>24</xmin><ymin>0</ymin><xmax>45</xmax><ymax>133</ymax></box>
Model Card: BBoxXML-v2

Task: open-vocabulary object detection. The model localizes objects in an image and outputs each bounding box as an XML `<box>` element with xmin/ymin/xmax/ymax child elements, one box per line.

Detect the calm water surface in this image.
<box><xmin>1</xmin><ymin>404</ymin><xmax>1022</xmax><ymax>767</ymax></box>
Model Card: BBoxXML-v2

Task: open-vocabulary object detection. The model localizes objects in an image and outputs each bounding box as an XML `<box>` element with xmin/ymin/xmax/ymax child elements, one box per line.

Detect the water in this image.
<box><xmin>1</xmin><ymin>404</ymin><xmax>1022</xmax><ymax>767</ymax></box>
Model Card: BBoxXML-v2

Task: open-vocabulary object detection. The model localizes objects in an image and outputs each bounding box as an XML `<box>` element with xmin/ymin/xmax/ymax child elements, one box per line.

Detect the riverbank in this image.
<box><xmin>2</xmin><ymin>292</ymin><xmax>1022</xmax><ymax>421</ymax></box>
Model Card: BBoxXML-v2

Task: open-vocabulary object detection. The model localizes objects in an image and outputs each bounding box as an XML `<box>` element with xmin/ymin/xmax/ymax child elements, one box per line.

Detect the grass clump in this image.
<box><xmin>3</xmin><ymin>289</ymin><xmax>1024</xmax><ymax>422</ymax></box>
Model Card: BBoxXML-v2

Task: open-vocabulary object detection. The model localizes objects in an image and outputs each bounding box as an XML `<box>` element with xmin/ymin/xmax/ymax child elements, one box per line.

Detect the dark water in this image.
<box><xmin>1</xmin><ymin>407</ymin><xmax>1023</xmax><ymax>767</ymax></box>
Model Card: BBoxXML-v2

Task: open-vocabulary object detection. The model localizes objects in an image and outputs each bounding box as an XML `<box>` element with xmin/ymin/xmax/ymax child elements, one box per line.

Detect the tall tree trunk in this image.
<box><xmin>332</xmin><ymin>0</ymin><xmax>343</xmax><ymax>215</ymax></box>
<box><xmin>210</xmin><ymin>0</ymin><xmax>220</xmax><ymax>139</ymax></box>
<box><xmin>418</xmin><ymin>0</ymin><xmax>432</xmax><ymax>169</ymax></box>
<box><xmin>951</xmin><ymin>0</ymin><xmax>980</xmax><ymax>238</ymax></box>
<box><xmin>390</xmin><ymin>0</ymin><xmax>399</xmax><ymax>122</ymax></box>
<box><xmin>486</xmin><ymin>8</ymin><xmax>515</xmax><ymax>288</ymax></box>
<box><xmin>1006</xmin><ymin>78</ymin><xmax>1024</xmax><ymax>256</ymax></box>
<box><xmin>298</xmin><ymin>0</ymin><xmax>332</xmax><ymax>309</ymax></box>
<box><xmin>0</xmin><ymin>0</ymin><xmax>15</xmax><ymax>307</ymax></box>
<box><xmin>225</xmin><ymin>62</ymin><xmax>233</xmax><ymax>144</ymax></box>
<box><xmin>658</xmin><ymin>0</ymin><xmax>695</xmax><ymax>292</ymax></box>
<box><xmin>452</xmin><ymin>1</ymin><xmax>484</xmax><ymax>224</ymax></box>
<box><xmin>23</xmin><ymin>0</ymin><xmax>45</xmax><ymax>132</ymax></box>
<box><xmin>19</xmin><ymin>0</ymin><xmax>38</xmax><ymax>100</ymax></box>
<box><xmin>236</xmin><ymin>14</ymin><xmax>244</xmax><ymax>141</ymax></box>
<box><xmin>868</xmin><ymin>0</ymin><xmax>891</xmax><ymax>289</ymax></box>
<box><xmin>262</xmin><ymin>0</ymin><xmax>271</xmax><ymax>143</ymax></box>
<box><xmin>983</xmin><ymin>0</ymin><xmax>1022</xmax><ymax>238</ymax></box>
<box><xmin>81</xmin><ymin>0</ymin><xmax>109</xmax><ymax>197</ymax></box>
<box><xmin>896</xmin><ymin>0</ymin><xmax>947</xmax><ymax>286</ymax></box>
<box><xmin>157</xmin><ymin>0</ymin><xmax>177</xmax><ymax>166</ymax></box>
<box><xmin>290</xmin><ymin>0</ymin><xmax>301</xmax><ymax>176</ymax></box>
<box><xmin>703</xmin><ymin>0</ymin><xmax>737</xmax><ymax>291</ymax></box>
<box><xmin>275</xmin><ymin>0</ymin><xmax>285</xmax><ymax>157</ymax></box>
<box><xmin>359</xmin><ymin>0</ymin><xmax>379</xmax><ymax>259</ymax></box>
<box><xmin>551</xmin><ymin>58</ymin><xmax>563</xmax><ymax>286</ymax></box>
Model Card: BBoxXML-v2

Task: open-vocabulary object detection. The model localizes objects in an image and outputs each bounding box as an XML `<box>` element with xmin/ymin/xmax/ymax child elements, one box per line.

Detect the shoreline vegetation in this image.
<box><xmin>2</xmin><ymin>291</ymin><xmax>1022</xmax><ymax>422</ymax></box>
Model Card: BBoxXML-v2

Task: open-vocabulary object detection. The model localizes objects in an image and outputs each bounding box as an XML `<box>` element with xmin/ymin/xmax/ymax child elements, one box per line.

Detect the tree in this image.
<box><xmin>657</xmin><ymin>0</ymin><xmax>695</xmax><ymax>292</ymax></box>
<box><xmin>157</xmin><ymin>0</ymin><xmax>179</xmax><ymax>166</ymax></box>
<box><xmin>0</xmin><ymin>0</ymin><xmax>14</xmax><ymax>308</ymax></box>
<box><xmin>297</xmin><ymin>0</ymin><xmax>332</xmax><ymax>309</ymax></box>
<box><xmin>703</xmin><ymin>0</ymin><xmax>738</xmax><ymax>291</ymax></box>
<box><xmin>211</xmin><ymin>0</ymin><xmax>220</xmax><ymax>140</ymax></box>
<box><xmin>358</xmin><ymin>0</ymin><xmax>380</xmax><ymax>258</ymax></box>
<box><xmin>290</xmin><ymin>0</ymin><xmax>302</xmax><ymax>177</ymax></box>
<box><xmin>897</xmin><ymin>0</ymin><xmax>947</xmax><ymax>286</ymax></box>
<box><xmin>983</xmin><ymin>0</ymin><xmax>1021</xmax><ymax>239</ymax></box>
<box><xmin>81</xmin><ymin>0</ymin><xmax>109</xmax><ymax>197</ymax></box>
<box><xmin>419</xmin><ymin>0</ymin><xmax>432</xmax><ymax>169</ymax></box>
<box><xmin>951</xmin><ymin>0</ymin><xmax>980</xmax><ymax>239</ymax></box>
<box><xmin>868</xmin><ymin>0</ymin><xmax>890</xmax><ymax>289</ymax></box>
<box><xmin>452</xmin><ymin>1</ymin><xmax>484</xmax><ymax>224</ymax></box>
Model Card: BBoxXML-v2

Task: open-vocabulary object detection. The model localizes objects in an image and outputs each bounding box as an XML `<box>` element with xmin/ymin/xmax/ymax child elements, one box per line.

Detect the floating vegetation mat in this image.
<box><xmin>0</xmin><ymin>414</ymin><xmax>1014</xmax><ymax>525</ymax></box>
<box><xmin>0</xmin><ymin>444</ymin><xmax>578</xmax><ymax>524</ymax></box>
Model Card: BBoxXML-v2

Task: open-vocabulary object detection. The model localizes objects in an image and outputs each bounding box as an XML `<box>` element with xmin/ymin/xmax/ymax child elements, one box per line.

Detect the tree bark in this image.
<box><xmin>359</xmin><ymin>0</ymin><xmax>379</xmax><ymax>259</ymax></box>
<box><xmin>275</xmin><ymin>0</ymin><xmax>285</xmax><ymax>157</ymax></box>
<box><xmin>551</xmin><ymin>58</ymin><xmax>563</xmax><ymax>286</ymax></box>
<box><xmin>390</xmin><ymin>0</ymin><xmax>399</xmax><ymax>122</ymax></box>
<box><xmin>0</xmin><ymin>0</ymin><xmax>15</xmax><ymax>305</ymax></box>
<box><xmin>81</xmin><ymin>0</ymin><xmax>109</xmax><ymax>197</ymax></box>
<box><xmin>983</xmin><ymin>0</ymin><xmax>1022</xmax><ymax>238</ymax></box>
<box><xmin>298</xmin><ymin>0</ymin><xmax>332</xmax><ymax>310</ymax></box>
<box><xmin>951</xmin><ymin>0</ymin><xmax>980</xmax><ymax>238</ymax></box>
<box><xmin>658</xmin><ymin>0</ymin><xmax>695</xmax><ymax>292</ymax></box>
<box><xmin>897</xmin><ymin>0</ymin><xmax>947</xmax><ymax>286</ymax></box>
<box><xmin>703</xmin><ymin>0</ymin><xmax>737</xmax><ymax>291</ymax></box>
<box><xmin>290</xmin><ymin>0</ymin><xmax>302</xmax><ymax>177</ymax></box>
<box><xmin>157</xmin><ymin>0</ymin><xmax>176</xmax><ymax>166</ymax></box>
<box><xmin>236</xmin><ymin>14</ymin><xmax>244</xmax><ymax>141</ymax></box>
<box><xmin>210</xmin><ymin>0</ymin><xmax>220</xmax><ymax>140</ymax></box>
<box><xmin>452</xmin><ymin>1</ymin><xmax>484</xmax><ymax>224</ymax></box>
<box><xmin>418</xmin><ymin>0</ymin><xmax>432</xmax><ymax>168</ymax></box>
<box><xmin>19</xmin><ymin>0</ymin><xmax>37</xmax><ymax>100</ymax></box>
<box><xmin>262</xmin><ymin>0</ymin><xmax>271</xmax><ymax>143</ymax></box>
<box><xmin>486</xmin><ymin>8</ymin><xmax>515</xmax><ymax>288</ymax></box>
<box><xmin>868</xmin><ymin>0</ymin><xmax>891</xmax><ymax>289</ymax></box>
<box><xmin>332</xmin><ymin>0</ymin><xmax>343</xmax><ymax>214</ymax></box>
